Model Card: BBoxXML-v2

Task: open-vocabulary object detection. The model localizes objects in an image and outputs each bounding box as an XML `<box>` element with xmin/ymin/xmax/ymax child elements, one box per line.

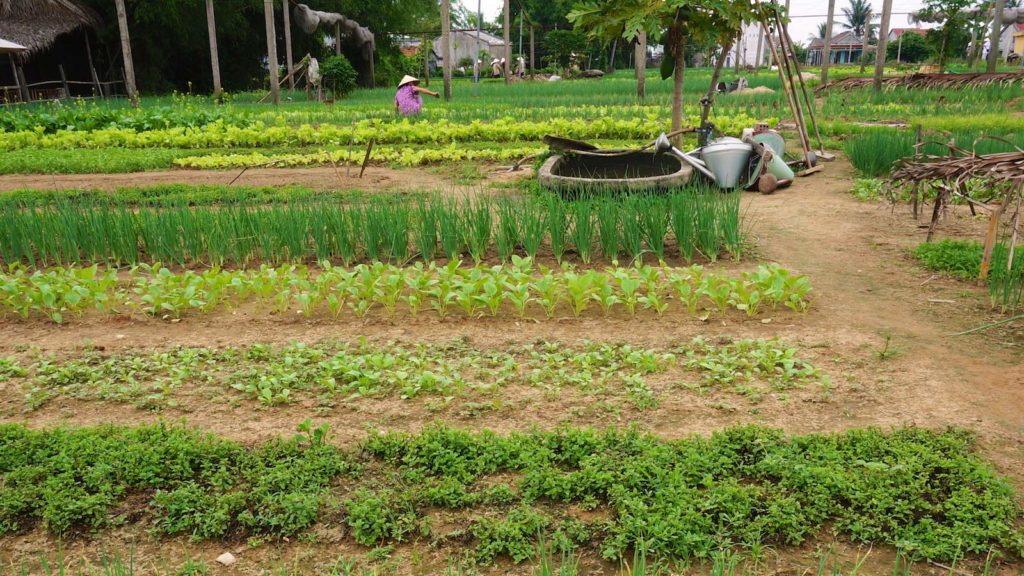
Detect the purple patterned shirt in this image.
<box><xmin>395</xmin><ymin>85</ymin><xmax>422</xmax><ymax>116</ymax></box>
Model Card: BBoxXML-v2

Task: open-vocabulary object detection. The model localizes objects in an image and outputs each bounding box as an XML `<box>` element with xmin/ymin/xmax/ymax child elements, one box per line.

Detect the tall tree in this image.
<box><xmin>988</xmin><ymin>0</ymin><xmax>1006</xmax><ymax>71</ymax></box>
<box><xmin>569</xmin><ymin>0</ymin><xmax>766</xmax><ymax>138</ymax></box>
<box><xmin>816</xmin><ymin>21</ymin><xmax>828</xmax><ymax>38</ymax></box>
<box><xmin>114</xmin><ymin>0</ymin><xmax>138</xmax><ymax>106</ymax></box>
<box><xmin>441</xmin><ymin>0</ymin><xmax>452</xmax><ymax>100</ymax></box>
<box><xmin>205</xmin><ymin>0</ymin><xmax>222</xmax><ymax>99</ymax></box>
<box><xmin>842</xmin><ymin>0</ymin><xmax>873</xmax><ymax>38</ymax></box>
<box><xmin>263</xmin><ymin>0</ymin><xmax>279</xmax><ymax>104</ymax></box>
<box><xmin>821</xmin><ymin>0</ymin><xmax>836</xmax><ymax>82</ymax></box>
<box><xmin>916</xmin><ymin>0</ymin><xmax>975</xmax><ymax>72</ymax></box>
<box><xmin>873</xmin><ymin>0</ymin><xmax>893</xmax><ymax>91</ymax></box>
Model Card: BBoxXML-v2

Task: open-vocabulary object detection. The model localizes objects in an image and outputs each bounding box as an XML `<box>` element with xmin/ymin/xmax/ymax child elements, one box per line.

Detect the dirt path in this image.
<box><xmin>0</xmin><ymin>165</ymin><xmax>466</xmax><ymax>193</ymax></box>
<box><xmin>748</xmin><ymin>160</ymin><xmax>1024</xmax><ymax>474</ymax></box>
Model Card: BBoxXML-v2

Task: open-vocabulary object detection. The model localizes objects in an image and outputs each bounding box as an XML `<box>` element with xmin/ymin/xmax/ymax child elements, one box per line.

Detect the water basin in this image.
<box><xmin>538</xmin><ymin>150</ymin><xmax>693</xmax><ymax>191</ymax></box>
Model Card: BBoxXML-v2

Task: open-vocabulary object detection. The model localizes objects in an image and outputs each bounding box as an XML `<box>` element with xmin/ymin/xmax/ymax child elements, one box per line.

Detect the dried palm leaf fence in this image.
<box><xmin>817</xmin><ymin>72</ymin><xmax>1024</xmax><ymax>93</ymax></box>
<box><xmin>890</xmin><ymin>137</ymin><xmax>1024</xmax><ymax>312</ymax></box>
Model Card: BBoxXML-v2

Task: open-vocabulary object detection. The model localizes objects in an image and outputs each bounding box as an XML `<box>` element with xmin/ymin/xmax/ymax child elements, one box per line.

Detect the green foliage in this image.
<box><xmin>544</xmin><ymin>30</ymin><xmax>588</xmax><ymax>68</ymax></box>
<box><xmin>0</xmin><ymin>261</ymin><xmax>811</xmax><ymax>323</ymax></box>
<box><xmin>912</xmin><ymin>239</ymin><xmax>984</xmax><ymax>280</ymax></box>
<box><xmin>841</xmin><ymin>0</ymin><xmax>873</xmax><ymax>39</ymax></box>
<box><xmin>850</xmin><ymin>178</ymin><xmax>885</xmax><ymax>201</ymax></box>
<box><xmin>912</xmin><ymin>239</ymin><xmax>1024</xmax><ymax>312</ymax></box>
<box><xmin>10</xmin><ymin>337</ymin><xmax>831</xmax><ymax>410</ymax></box>
<box><xmin>0</xmin><ymin>188</ymin><xmax>742</xmax><ymax>268</ymax></box>
<box><xmin>1</xmin><ymin>423</ymin><xmax>1022</xmax><ymax>563</ymax></box>
<box><xmin>320</xmin><ymin>55</ymin><xmax>360</xmax><ymax>99</ymax></box>
<box><xmin>887</xmin><ymin>32</ymin><xmax>932</xmax><ymax>64</ymax></box>
<box><xmin>917</xmin><ymin>0</ymin><xmax>975</xmax><ymax>71</ymax></box>
<box><xmin>682</xmin><ymin>337</ymin><xmax>828</xmax><ymax>397</ymax></box>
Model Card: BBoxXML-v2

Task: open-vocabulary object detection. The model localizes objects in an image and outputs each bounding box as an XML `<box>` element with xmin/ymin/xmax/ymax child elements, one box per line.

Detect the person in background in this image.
<box><xmin>516</xmin><ymin>56</ymin><xmax>525</xmax><ymax>78</ymax></box>
<box><xmin>394</xmin><ymin>75</ymin><xmax>439</xmax><ymax>117</ymax></box>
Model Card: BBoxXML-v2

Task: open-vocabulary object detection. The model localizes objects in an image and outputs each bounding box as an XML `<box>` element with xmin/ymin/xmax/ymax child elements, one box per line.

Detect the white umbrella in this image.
<box><xmin>0</xmin><ymin>39</ymin><xmax>28</xmax><ymax>54</ymax></box>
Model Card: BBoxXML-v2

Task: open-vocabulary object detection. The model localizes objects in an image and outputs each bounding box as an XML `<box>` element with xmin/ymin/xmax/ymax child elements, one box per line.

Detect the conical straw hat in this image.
<box><xmin>398</xmin><ymin>75</ymin><xmax>419</xmax><ymax>87</ymax></box>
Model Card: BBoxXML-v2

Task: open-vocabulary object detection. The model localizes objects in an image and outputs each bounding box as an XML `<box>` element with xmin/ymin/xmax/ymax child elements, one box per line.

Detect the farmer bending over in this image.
<box><xmin>395</xmin><ymin>75</ymin><xmax>439</xmax><ymax>116</ymax></box>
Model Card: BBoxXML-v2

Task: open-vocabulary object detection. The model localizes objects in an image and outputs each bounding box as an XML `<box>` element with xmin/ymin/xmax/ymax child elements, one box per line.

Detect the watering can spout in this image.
<box><xmin>654</xmin><ymin>132</ymin><xmax>673</xmax><ymax>157</ymax></box>
<box><xmin>652</xmin><ymin>132</ymin><xmax>718</xmax><ymax>183</ymax></box>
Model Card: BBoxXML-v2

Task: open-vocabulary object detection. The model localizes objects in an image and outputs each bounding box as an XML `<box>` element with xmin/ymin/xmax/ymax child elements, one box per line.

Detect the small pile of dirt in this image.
<box><xmin>733</xmin><ymin>86</ymin><xmax>775</xmax><ymax>95</ymax></box>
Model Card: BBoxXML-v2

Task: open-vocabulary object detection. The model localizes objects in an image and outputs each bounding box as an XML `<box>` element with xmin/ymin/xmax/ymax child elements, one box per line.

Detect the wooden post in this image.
<box><xmin>205</xmin><ymin>0</ymin><xmax>223</xmax><ymax>99</ymax></box>
<box><xmin>369</xmin><ymin>45</ymin><xmax>375</xmax><ymax>88</ymax></box>
<box><xmin>264</xmin><ymin>0</ymin><xmax>280</xmax><ymax>105</ymax></box>
<box><xmin>114</xmin><ymin>0</ymin><xmax>138</xmax><ymax>107</ymax></box>
<box><xmin>441</xmin><ymin>0</ymin><xmax>452</xmax><ymax>100</ymax></box>
<box><xmin>980</xmin><ymin>202</ymin><xmax>1005</xmax><ymax>280</ymax></box>
<box><xmin>84</xmin><ymin>31</ymin><xmax>103</xmax><ymax>98</ymax></box>
<box><xmin>755</xmin><ymin>26</ymin><xmax>764</xmax><ymax>70</ymax></box>
<box><xmin>529</xmin><ymin>25</ymin><xmax>535</xmax><ymax>79</ymax></box>
<box><xmin>703</xmin><ymin>39</ymin><xmax>734</xmax><ymax>126</ymax></box>
<box><xmin>8</xmin><ymin>54</ymin><xmax>25</xmax><ymax>102</ymax></box>
<box><xmin>988</xmin><ymin>0</ymin><xmax>1006</xmax><ymax>72</ymax></box>
<box><xmin>335</xmin><ymin>23</ymin><xmax>342</xmax><ymax>56</ymax></box>
<box><xmin>423</xmin><ymin>33</ymin><xmax>430</xmax><ymax>87</ymax></box>
<box><xmin>16</xmin><ymin>65</ymin><xmax>29</xmax><ymax>101</ymax></box>
<box><xmin>734</xmin><ymin>32</ymin><xmax>742</xmax><ymax>72</ymax></box>
<box><xmin>503</xmin><ymin>0</ymin><xmax>511</xmax><ymax>82</ymax></box>
<box><xmin>860</xmin><ymin>21</ymin><xmax>870</xmax><ymax>73</ymax></box>
<box><xmin>821</xmin><ymin>0</ymin><xmax>836</xmax><ymax>84</ymax></box>
<box><xmin>58</xmin><ymin>64</ymin><xmax>69</xmax><ymax>98</ymax></box>
<box><xmin>873</xmin><ymin>0</ymin><xmax>892</xmax><ymax>92</ymax></box>
<box><xmin>635</xmin><ymin>29</ymin><xmax>646</xmax><ymax>104</ymax></box>
<box><xmin>283</xmin><ymin>0</ymin><xmax>294</xmax><ymax>90</ymax></box>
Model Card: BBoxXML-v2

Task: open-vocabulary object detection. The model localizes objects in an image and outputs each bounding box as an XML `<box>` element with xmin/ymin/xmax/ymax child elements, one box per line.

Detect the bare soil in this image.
<box><xmin>0</xmin><ymin>159</ymin><xmax>1022</xmax><ymax>575</ymax></box>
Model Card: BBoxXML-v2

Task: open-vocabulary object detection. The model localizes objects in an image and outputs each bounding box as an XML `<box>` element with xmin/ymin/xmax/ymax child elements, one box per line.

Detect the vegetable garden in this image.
<box><xmin>2</xmin><ymin>69</ymin><xmax>1024</xmax><ymax>576</ymax></box>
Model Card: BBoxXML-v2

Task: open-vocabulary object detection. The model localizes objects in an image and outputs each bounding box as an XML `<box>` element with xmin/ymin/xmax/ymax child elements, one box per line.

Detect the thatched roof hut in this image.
<box><xmin>0</xmin><ymin>0</ymin><xmax>101</xmax><ymax>58</ymax></box>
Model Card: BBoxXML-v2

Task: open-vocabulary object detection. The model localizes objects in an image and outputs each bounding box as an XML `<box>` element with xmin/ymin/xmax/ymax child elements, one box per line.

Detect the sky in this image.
<box><xmin>457</xmin><ymin>0</ymin><xmax>934</xmax><ymax>49</ymax></box>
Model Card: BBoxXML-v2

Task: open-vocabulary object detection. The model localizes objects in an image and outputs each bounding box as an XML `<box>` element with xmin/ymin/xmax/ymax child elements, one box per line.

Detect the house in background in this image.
<box><xmin>434</xmin><ymin>30</ymin><xmax>505</xmax><ymax>68</ymax></box>
<box><xmin>887</xmin><ymin>28</ymin><xmax>927</xmax><ymax>42</ymax></box>
<box><xmin>0</xmin><ymin>0</ymin><xmax>107</xmax><ymax>102</ymax></box>
<box><xmin>398</xmin><ymin>37</ymin><xmax>439</xmax><ymax>74</ymax></box>
<box><xmin>998</xmin><ymin>23</ymin><xmax>1024</xmax><ymax>59</ymax></box>
<box><xmin>805</xmin><ymin>31</ymin><xmax>864</xmax><ymax>66</ymax></box>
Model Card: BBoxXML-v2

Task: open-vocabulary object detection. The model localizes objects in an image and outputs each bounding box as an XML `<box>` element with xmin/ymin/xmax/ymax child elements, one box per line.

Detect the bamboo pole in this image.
<box><xmin>264</xmin><ymin>0</ymin><xmax>280</xmax><ymax>105</ymax></box>
<box><xmin>777</xmin><ymin>14</ymin><xmax>824</xmax><ymax>152</ymax></box>
<box><xmin>762</xmin><ymin>18</ymin><xmax>811</xmax><ymax>159</ymax></box>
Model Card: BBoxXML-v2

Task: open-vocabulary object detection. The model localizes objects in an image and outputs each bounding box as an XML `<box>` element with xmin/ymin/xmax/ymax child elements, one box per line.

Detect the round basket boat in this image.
<box><xmin>538</xmin><ymin>150</ymin><xmax>693</xmax><ymax>192</ymax></box>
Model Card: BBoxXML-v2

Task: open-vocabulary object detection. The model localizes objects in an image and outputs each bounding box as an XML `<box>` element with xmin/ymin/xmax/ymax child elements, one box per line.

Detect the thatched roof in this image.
<box><xmin>0</xmin><ymin>0</ymin><xmax>101</xmax><ymax>57</ymax></box>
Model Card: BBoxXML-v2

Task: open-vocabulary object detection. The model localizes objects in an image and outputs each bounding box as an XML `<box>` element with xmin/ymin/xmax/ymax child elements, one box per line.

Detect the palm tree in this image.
<box><xmin>817</xmin><ymin>22</ymin><xmax>828</xmax><ymax>39</ymax></box>
<box><xmin>841</xmin><ymin>0</ymin><xmax>873</xmax><ymax>38</ymax></box>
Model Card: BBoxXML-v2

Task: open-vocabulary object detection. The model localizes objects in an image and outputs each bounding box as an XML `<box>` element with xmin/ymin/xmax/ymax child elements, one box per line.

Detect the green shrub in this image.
<box><xmin>1</xmin><ymin>423</ymin><xmax>1022</xmax><ymax>563</ymax></box>
<box><xmin>912</xmin><ymin>239</ymin><xmax>983</xmax><ymax>280</ymax></box>
<box><xmin>320</xmin><ymin>55</ymin><xmax>359</xmax><ymax>98</ymax></box>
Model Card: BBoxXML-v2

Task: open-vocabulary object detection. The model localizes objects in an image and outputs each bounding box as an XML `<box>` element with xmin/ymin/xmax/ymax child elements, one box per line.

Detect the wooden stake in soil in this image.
<box><xmin>359</xmin><ymin>136</ymin><xmax>376</xmax><ymax>179</ymax></box>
